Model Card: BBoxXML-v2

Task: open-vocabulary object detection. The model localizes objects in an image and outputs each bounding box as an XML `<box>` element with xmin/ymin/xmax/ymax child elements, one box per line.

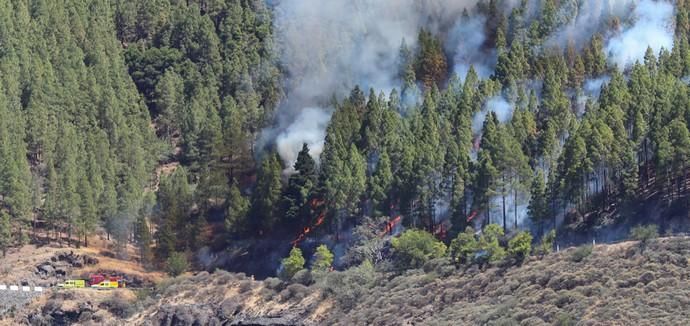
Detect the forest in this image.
<box><xmin>0</xmin><ymin>0</ymin><xmax>690</xmax><ymax>276</ymax></box>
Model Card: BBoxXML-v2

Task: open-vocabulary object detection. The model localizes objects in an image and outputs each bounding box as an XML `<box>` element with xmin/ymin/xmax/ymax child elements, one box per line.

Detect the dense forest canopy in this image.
<box><xmin>1</xmin><ymin>0</ymin><xmax>690</xmax><ymax>275</ymax></box>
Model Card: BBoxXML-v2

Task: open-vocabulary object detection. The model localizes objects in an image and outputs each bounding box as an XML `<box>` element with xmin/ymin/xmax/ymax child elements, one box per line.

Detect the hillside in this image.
<box><xmin>137</xmin><ymin>236</ymin><xmax>690</xmax><ymax>325</ymax></box>
<box><xmin>3</xmin><ymin>0</ymin><xmax>690</xmax><ymax>324</ymax></box>
<box><xmin>4</xmin><ymin>236</ymin><xmax>689</xmax><ymax>325</ymax></box>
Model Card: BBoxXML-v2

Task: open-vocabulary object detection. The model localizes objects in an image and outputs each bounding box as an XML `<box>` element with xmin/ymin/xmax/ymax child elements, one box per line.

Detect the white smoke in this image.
<box><xmin>605</xmin><ymin>0</ymin><xmax>675</xmax><ymax>68</ymax></box>
<box><xmin>448</xmin><ymin>15</ymin><xmax>495</xmax><ymax>80</ymax></box>
<box><xmin>275</xmin><ymin>107</ymin><xmax>333</xmax><ymax>172</ymax></box>
<box><xmin>547</xmin><ymin>0</ymin><xmax>636</xmax><ymax>50</ymax></box>
<box><xmin>271</xmin><ymin>0</ymin><xmax>490</xmax><ymax>164</ymax></box>
<box><xmin>472</xmin><ymin>96</ymin><xmax>514</xmax><ymax>135</ymax></box>
<box><xmin>575</xmin><ymin>76</ymin><xmax>611</xmax><ymax>115</ymax></box>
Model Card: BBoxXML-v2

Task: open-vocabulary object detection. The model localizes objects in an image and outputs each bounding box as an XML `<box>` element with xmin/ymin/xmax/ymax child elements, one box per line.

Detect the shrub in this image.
<box><xmin>292</xmin><ymin>269</ymin><xmax>313</xmax><ymax>285</ymax></box>
<box><xmin>478</xmin><ymin>224</ymin><xmax>506</xmax><ymax>263</ymax></box>
<box><xmin>630</xmin><ymin>225</ymin><xmax>658</xmax><ymax>245</ymax></box>
<box><xmin>321</xmin><ymin>260</ymin><xmax>376</xmax><ymax>310</ymax></box>
<box><xmin>312</xmin><ymin>244</ymin><xmax>334</xmax><ymax>271</ymax></box>
<box><xmin>508</xmin><ymin>231</ymin><xmax>533</xmax><ymax>262</ymax></box>
<box><xmin>536</xmin><ymin>230</ymin><xmax>556</xmax><ymax>256</ymax></box>
<box><xmin>281</xmin><ymin>283</ymin><xmax>309</xmax><ymax>301</ymax></box>
<box><xmin>264</xmin><ymin>277</ymin><xmax>284</xmax><ymax>291</ymax></box>
<box><xmin>449</xmin><ymin>227</ymin><xmax>478</xmax><ymax>264</ymax></box>
<box><xmin>238</xmin><ymin>280</ymin><xmax>253</xmax><ymax>293</ymax></box>
<box><xmin>166</xmin><ymin>251</ymin><xmax>189</xmax><ymax>276</ymax></box>
<box><xmin>100</xmin><ymin>293</ymin><xmax>135</xmax><ymax>318</ymax></box>
<box><xmin>281</xmin><ymin>247</ymin><xmax>305</xmax><ymax>280</ymax></box>
<box><xmin>570</xmin><ymin>245</ymin><xmax>593</xmax><ymax>262</ymax></box>
<box><xmin>392</xmin><ymin>229</ymin><xmax>447</xmax><ymax>269</ymax></box>
<box><xmin>555</xmin><ymin>311</ymin><xmax>576</xmax><ymax>326</ymax></box>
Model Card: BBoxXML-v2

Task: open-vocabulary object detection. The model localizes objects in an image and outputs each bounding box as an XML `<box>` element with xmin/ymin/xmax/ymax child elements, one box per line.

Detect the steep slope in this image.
<box><xmin>119</xmin><ymin>236</ymin><xmax>690</xmax><ymax>325</ymax></box>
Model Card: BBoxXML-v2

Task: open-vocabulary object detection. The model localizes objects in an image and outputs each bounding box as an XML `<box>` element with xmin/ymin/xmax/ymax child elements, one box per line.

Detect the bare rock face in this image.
<box><xmin>149</xmin><ymin>303</ymin><xmax>301</xmax><ymax>326</ymax></box>
<box><xmin>25</xmin><ymin>292</ymin><xmax>89</xmax><ymax>326</ymax></box>
<box><xmin>34</xmin><ymin>251</ymin><xmax>99</xmax><ymax>283</ymax></box>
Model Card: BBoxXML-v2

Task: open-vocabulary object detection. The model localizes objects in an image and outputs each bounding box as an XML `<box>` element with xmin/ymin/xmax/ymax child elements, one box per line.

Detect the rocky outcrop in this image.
<box><xmin>34</xmin><ymin>251</ymin><xmax>98</xmax><ymax>284</ymax></box>
<box><xmin>148</xmin><ymin>302</ymin><xmax>305</xmax><ymax>326</ymax></box>
<box><xmin>26</xmin><ymin>292</ymin><xmax>95</xmax><ymax>326</ymax></box>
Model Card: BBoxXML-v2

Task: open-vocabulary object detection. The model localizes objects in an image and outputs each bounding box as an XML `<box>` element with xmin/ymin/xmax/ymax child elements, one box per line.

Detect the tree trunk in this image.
<box><xmin>514</xmin><ymin>186</ymin><xmax>518</xmax><ymax>229</ymax></box>
<box><xmin>502</xmin><ymin>176</ymin><xmax>507</xmax><ymax>231</ymax></box>
<box><xmin>67</xmin><ymin>224</ymin><xmax>72</xmax><ymax>247</ymax></box>
<box><xmin>486</xmin><ymin>201</ymin><xmax>491</xmax><ymax>227</ymax></box>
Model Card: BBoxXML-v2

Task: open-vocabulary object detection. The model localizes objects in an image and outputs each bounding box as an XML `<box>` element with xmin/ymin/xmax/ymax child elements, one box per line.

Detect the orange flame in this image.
<box><xmin>291</xmin><ymin>199</ymin><xmax>327</xmax><ymax>247</ymax></box>
<box><xmin>310</xmin><ymin>198</ymin><xmax>325</xmax><ymax>208</ymax></box>
<box><xmin>380</xmin><ymin>216</ymin><xmax>402</xmax><ymax>237</ymax></box>
<box><xmin>466</xmin><ymin>211</ymin><xmax>478</xmax><ymax>223</ymax></box>
<box><xmin>315</xmin><ymin>212</ymin><xmax>326</xmax><ymax>226</ymax></box>
<box><xmin>434</xmin><ymin>223</ymin><xmax>448</xmax><ymax>240</ymax></box>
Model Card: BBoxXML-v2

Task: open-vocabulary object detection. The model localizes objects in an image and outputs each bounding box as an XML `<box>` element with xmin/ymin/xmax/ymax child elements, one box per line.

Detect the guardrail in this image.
<box><xmin>0</xmin><ymin>285</ymin><xmax>44</xmax><ymax>292</ymax></box>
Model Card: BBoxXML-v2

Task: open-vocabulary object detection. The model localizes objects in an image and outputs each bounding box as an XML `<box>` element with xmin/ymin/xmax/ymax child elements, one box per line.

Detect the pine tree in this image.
<box><xmin>226</xmin><ymin>180</ymin><xmax>249</xmax><ymax>234</ymax></box>
<box><xmin>0</xmin><ymin>211</ymin><xmax>10</xmax><ymax>257</ymax></box>
<box><xmin>416</xmin><ymin>29</ymin><xmax>448</xmax><ymax>90</ymax></box>
<box><xmin>370</xmin><ymin>151</ymin><xmax>393</xmax><ymax>215</ymax></box>
<box><xmin>312</xmin><ymin>244</ymin><xmax>334</xmax><ymax>271</ymax></box>
<box><xmin>528</xmin><ymin>171</ymin><xmax>548</xmax><ymax>236</ymax></box>
<box><xmin>251</xmin><ymin>153</ymin><xmax>283</xmax><ymax>231</ymax></box>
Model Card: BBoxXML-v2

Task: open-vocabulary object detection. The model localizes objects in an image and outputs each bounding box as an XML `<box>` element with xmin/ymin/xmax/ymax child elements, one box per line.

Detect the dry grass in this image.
<box><xmin>7</xmin><ymin>236</ymin><xmax>690</xmax><ymax>325</ymax></box>
<box><xmin>119</xmin><ymin>237</ymin><xmax>690</xmax><ymax>325</ymax></box>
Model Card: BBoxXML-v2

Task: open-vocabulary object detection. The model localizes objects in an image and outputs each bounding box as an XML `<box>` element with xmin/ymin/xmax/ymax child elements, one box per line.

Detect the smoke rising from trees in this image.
<box><xmin>472</xmin><ymin>96</ymin><xmax>514</xmax><ymax>135</ymax></box>
<box><xmin>605</xmin><ymin>0</ymin><xmax>675</xmax><ymax>67</ymax></box>
<box><xmin>547</xmin><ymin>0</ymin><xmax>636</xmax><ymax>50</ymax></box>
<box><xmin>275</xmin><ymin>107</ymin><xmax>332</xmax><ymax>171</ymax></box>
<box><xmin>269</xmin><ymin>0</ymin><xmax>675</xmax><ymax>166</ymax></box>
<box><xmin>270</xmin><ymin>0</ymin><xmax>488</xmax><ymax>165</ymax></box>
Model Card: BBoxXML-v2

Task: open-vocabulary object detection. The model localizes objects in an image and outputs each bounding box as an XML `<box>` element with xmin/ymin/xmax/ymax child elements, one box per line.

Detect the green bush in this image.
<box><xmin>536</xmin><ymin>230</ymin><xmax>556</xmax><ymax>256</ymax></box>
<box><xmin>392</xmin><ymin>229</ymin><xmax>447</xmax><ymax>269</ymax></box>
<box><xmin>630</xmin><ymin>225</ymin><xmax>658</xmax><ymax>245</ymax></box>
<box><xmin>281</xmin><ymin>247</ymin><xmax>305</xmax><ymax>280</ymax></box>
<box><xmin>449</xmin><ymin>227</ymin><xmax>478</xmax><ymax>264</ymax></box>
<box><xmin>312</xmin><ymin>244</ymin><xmax>334</xmax><ymax>271</ymax></box>
<box><xmin>166</xmin><ymin>251</ymin><xmax>189</xmax><ymax>276</ymax></box>
<box><xmin>321</xmin><ymin>260</ymin><xmax>376</xmax><ymax>310</ymax></box>
<box><xmin>478</xmin><ymin>224</ymin><xmax>506</xmax><ymax>263</ymax></box>
<box><xmin>508</xmin><ymin>231</ymin><xmax>533</xmax><ymax>261</ymax></box>
<box><xmin>570</xmin><ymin>245</ymin><xmax>593</xmax><ymax>262</ymax></box>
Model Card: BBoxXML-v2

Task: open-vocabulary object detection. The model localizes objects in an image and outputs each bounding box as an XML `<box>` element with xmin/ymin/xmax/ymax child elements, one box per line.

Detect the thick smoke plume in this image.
<box><xmin>605</xmin><ymin>0</ymin><xmax>675</xmax><ymax>67</ymax></box>
<box><xmin>275</xmin><ymin>107</ymin><xmax>333</xmax><ymax>171</ymax></box>
<box><xmin>270</xmin><ymin>0</ymin><xmax>492</xmax><ymax>165</ymax></box>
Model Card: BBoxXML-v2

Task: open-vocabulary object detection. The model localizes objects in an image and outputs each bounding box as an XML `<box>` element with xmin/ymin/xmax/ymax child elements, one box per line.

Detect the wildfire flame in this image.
<box><xmin>311</xmin><ymin>198</ymin><xmax>325</xmax><ymax>208</ymax></box>
<box><xmin>291</xmin><ymin>198</ymin><xmax>327</xmax><ymax>247</ymax></box>
<box><xmin>315</xmin><ymin>212</ymin><xmax>326</xmax><ymax>226</ymax></box>
<box><xmin>434</xmin><ymin>223</ymin><xmax>448</xmax><ymax>239</ymax></box>
<box><xmin>380</xmin><ymin>215</ymin><xmax>402</xmax><ymax>237</ymax></box>
<box><xmin>466</xmin><ymin>211</ymin><xmax>478</xmax><ymax>223</ymax></box>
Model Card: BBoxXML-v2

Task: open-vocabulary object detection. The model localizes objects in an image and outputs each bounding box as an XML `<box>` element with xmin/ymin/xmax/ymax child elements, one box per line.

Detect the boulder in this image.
<box><xmin>38</xmin><ymin>264</ymin><xmax>54</xmax><ymax>276</ymax></box>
